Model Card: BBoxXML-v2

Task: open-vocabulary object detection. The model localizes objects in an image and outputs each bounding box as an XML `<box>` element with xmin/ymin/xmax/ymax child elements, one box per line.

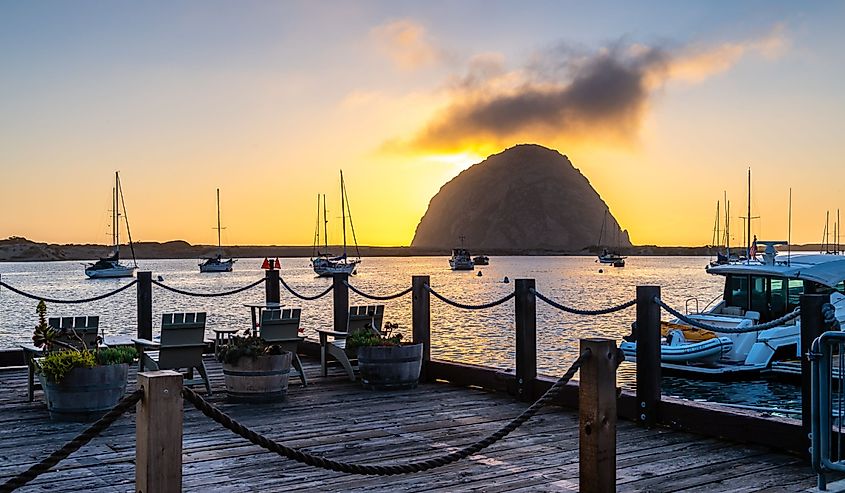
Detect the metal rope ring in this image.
<box><xmin>0</xmin><ymin>279</ymin><xmax>137</xmax><ymax>304</ymax></box>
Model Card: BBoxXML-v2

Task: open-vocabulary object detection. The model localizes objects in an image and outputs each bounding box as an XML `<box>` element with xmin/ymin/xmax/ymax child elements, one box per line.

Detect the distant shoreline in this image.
<box><xmin>0</xmin><ymin>237</ymin><xmax>828</xmax><ymax>262</ymax></box>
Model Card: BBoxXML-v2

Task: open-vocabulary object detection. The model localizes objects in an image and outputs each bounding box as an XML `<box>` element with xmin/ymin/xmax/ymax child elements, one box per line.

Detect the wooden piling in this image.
<box><xmin>801</xmin><ymin>292</ymin><xmax>830</xmax><ymax>454</ymax></box>
<box><xmin>136</xmin><ymin>370</ymin><xmax>183</xmax><ymax>493</ymax></box>
<box><xmin>579</xmin><ymin>338</ymin><xmax>618</xmax><ymax>493</ymax></box>
<box><xmin>265</xmin><ymin>268</ymin><xmax>280</xmax><ymax>305</ymax></box>
<box><xmin>332</xmin><ymin>273</ymin><xmax>349</xmax><ymax>333</ymax></box>
<box><xmin>636</xmin><ymin>285</ymin><xmax>661</xmax><ymax>427</ymax></box>
<box><xmin>515</xmin><ymin>279</ymin><xmax>537</xmax><ymax>401</ymax></box>
<box><xmin>137</xmin><ymin>271</ymin><xmax>152</xmax><ymax>340</ymax></box>
<box><xmin>412</xmin><ymin>275</ymin><xmax>431</xmax><ymax>382</ymax></box>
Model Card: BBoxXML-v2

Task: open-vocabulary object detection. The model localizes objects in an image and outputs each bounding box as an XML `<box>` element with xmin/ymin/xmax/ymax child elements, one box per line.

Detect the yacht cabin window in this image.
<box><xmin>724</xmin><ymin>274</ymin><xmax>794</xmax><ymax>322</ymax></box>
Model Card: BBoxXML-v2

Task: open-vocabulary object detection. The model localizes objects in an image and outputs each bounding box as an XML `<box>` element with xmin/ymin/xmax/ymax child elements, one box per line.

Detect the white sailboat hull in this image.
<box><xmin>85</xmin><ymin>263</ymin><xmax>136</xmax><ymax>279</ymax></box>
<box><xmin>313</xmin><ymin>259</ymin><xmax>359</xmax><ymax>277</ymax></box>
<box><xmin>199</xmin><ymin>258</ymin><xmax>235</xmax><ymax>273</ymax></box>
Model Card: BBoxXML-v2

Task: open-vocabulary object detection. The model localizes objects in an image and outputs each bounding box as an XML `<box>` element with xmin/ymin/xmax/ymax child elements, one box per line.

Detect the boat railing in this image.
<box><xmin>684</xmin><ymin>297</ymin><xmax>700</xmax><ymax>315</ymax></box>
<box><xmin>809</xmin><ymin>311</ymin><xmax>845</xmax><ymax>490</ymax></box>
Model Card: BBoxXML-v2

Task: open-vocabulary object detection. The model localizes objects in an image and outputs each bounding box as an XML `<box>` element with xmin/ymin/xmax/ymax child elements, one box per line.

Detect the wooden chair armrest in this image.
<box><xmin>131</xmin><ymin>338</ymin><xmax>160</xmax><ymax>348</ymax></box>
<box><xmin>315</xmin><ymin>329</ymin><xmax>348</xmax><ymax>338</ymax></box>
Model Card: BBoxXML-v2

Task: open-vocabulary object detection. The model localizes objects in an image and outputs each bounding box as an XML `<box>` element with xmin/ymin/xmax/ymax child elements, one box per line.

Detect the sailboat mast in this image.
<box><xmin>340</xmin><ymin>171</ymin><xmax>347</xmax><ymax>258</ymax></box>
<box><xmin>114</xmin><ymin>171</ymin><xmax>120</xmax><ymax>255</ymax></box>
<box><xmin>746</xmin><ymin>168</ymin><xmax>751</xmax><ymax>262</ymax></box>
<box><xmin>726</xmin><ymin>200</ymin><xmax>731</xmax><ymax>257</ymax></box>
<box><xmin>216</xmin><ymin>188</ymin><xmax>222</xmax><ymax>251</ymax></box>
<box><xmin>322</xmin><ymin>194</ymin><xmax>328</xmax><ymax>251</ymax></box>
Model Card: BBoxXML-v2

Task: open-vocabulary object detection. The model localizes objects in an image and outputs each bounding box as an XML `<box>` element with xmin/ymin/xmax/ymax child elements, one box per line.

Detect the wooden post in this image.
<box><xmin>412</xmin><ymin>275</ymin><xmax>431</xmax><ymax>382</ymax></box>
<box><xmin>636</xmin><ymin>285</ymin><xmax>661</xmax><ymax>427</ymax></box>
<box><xmin>136</xmin><ymin>370</ymin><xmax>183</xmax><ymax>493</ymax></box>
<box><xmin>801</xmin><ymin>292</ymin><xmax>830</xmax><ymax>454</ymax></box>
<box><xmin>579</xmin><ymin>338</ymin><xmax>618</xmax><ymax>493</ymax></box>
<box><xmin>265</xmin><ymin>268</ymin><xmax>280</xmax><ymax>305</ymax></box>
<box><xmin>137</xmin><ymin>271</ymin><xmax>153</xmax><ymax>340</ymax></box>
<box><xmin>515</xmin><ymin>279</ymin><xmax>537</xmax><ymax>401</ymax></box>
<box><xmin>332</xmin><ymin>273</ymin><xmax>349</xmax><ymax>333</ymax></box>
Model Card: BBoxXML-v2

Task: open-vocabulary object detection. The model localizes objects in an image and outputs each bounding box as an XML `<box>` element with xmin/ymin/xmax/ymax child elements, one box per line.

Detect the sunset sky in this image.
<box><xmin>1</xmin><ymin>1</ymin><xmax>843</xmax><ymax>247</ymax></box>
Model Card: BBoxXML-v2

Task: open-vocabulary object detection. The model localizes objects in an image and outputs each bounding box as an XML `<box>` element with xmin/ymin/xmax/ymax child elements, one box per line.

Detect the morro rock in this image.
<box><xmin>411</xmin><ymin>144</ymin><xmax>631</xmax><ymax>251</ymax></box>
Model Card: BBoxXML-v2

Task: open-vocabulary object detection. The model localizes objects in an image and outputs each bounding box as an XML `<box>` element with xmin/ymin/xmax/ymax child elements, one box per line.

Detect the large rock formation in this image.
<box><xmin>411</xmin><ymin>144</ymin><xmax>631</xmax><ymax>251</ymax></box>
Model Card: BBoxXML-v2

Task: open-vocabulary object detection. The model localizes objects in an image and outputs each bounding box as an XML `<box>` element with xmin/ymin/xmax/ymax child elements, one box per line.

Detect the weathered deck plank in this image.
<box><xmin>0</xmin><ymin>357</ymin><xmax>821</xmax><ymax>492</ymax></box>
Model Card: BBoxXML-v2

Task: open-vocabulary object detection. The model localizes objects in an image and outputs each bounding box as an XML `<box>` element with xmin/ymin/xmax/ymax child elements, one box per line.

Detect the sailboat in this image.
<box><xmin>199</xmin><ymin>189</ymin><xmax>236</xmax><ymax>273</ymax></box>
<box><xmin>311</xmin><ymin>171</ymin><xmax>361</xmax><ymax>277</ymax></box>
<box><xmin>85</xmin><ymin>172</ymin><xmax>138</xmax><ymax>279</ymax></box>
<box><xmin>596</xmin><ymin>210</ymin><xmax>626</xmax><ymax>267</ymax></box>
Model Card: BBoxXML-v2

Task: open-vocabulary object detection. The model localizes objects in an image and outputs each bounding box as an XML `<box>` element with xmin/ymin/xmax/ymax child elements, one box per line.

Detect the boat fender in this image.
<box><xmin>502</xmin><ymin>276</ymin><xmax>510</xmax><ymax>283</ymax></box>
<box><xmin>477</xmin><ymin>271</ymin><xmax>483</xmax><ymax>277</ymax></box>
<box><xmin>598</xmin><ymin>269</ymin><xmax>603</xmax><ymax>273</ymax></box>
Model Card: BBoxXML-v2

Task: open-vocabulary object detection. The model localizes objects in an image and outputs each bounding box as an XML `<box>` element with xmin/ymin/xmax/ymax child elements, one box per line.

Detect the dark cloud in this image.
<box><xmin>408</xmin><ymin>45</ymin><xmax>670</xmax><ymax>152</ymax></box>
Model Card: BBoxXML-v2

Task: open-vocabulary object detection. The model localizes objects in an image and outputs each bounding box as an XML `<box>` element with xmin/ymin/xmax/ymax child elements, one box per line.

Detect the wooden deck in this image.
<box><xmin>0</xmin><ymin>357</ymin><xmax>820</xmax><ymax>492</ymax></box>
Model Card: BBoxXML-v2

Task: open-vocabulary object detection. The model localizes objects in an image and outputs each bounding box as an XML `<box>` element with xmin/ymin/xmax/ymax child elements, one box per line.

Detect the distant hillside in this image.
<box><xmin>412</xmin><ymin>144</ymin><xmax>632</xmax><ymax>251</ymax></box>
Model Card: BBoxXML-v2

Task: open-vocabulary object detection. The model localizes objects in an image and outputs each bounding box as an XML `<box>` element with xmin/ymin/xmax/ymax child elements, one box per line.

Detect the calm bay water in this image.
<box><xmin>0</xmin><ymin>256</ymin><xmax>800</xmax><ymax>412</ymax></box>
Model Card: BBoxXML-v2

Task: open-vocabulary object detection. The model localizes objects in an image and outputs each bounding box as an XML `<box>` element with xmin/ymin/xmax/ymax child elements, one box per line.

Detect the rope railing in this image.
<box><xmin>425</xmin><ymin>285</ymin><xmax>514</xmax><ymax>310</ymax></box>
<box><xmin>181</xmin><ymin>350</ymin><xmax>588</xmax><ymax>476</ymax></box>
<box><xmin>279</xmin><ymin>277</ymin><xmax>334</xmax><ymax>301</ymax></box>
<box><xmin>654</xmin><ymin>296</ymin><xmax>801</xmax><ymax>333</ymax></box>
<box><xmin>0</xmin><ymin>279</ymin><xmax>137</xmax><ymax>304</ymax></box>
<box><xmin>531</xmin><ymin>288</ymin><xmax>636</xmax><ymax>316</ymax></box>
<box><xmin>0</xmin><ymin>389</ymin><xmax>143</xmax><ymax>493</ymax></box>
<box><xmin>151</xmin><ymin>278</ymin><xmax>264</xmax><ymax>297</ymax></box>
<box><xmin>343</xmin><ymin>281</ymin><xmax>412</xmax><ymax>301</ymax></box>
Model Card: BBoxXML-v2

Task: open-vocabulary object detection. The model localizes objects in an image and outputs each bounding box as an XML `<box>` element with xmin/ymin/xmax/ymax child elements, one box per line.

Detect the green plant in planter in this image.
<box><xmin>37</xmin><ymin>347</ymin><xmax>137</xmax><ymax>383</ymax></box>
<box><xmin>347</xmin><ymin>322</ymin><xmax>405</xmax><ymax>350</ymax></box>
<box><xmin>216</xmin><ymin>335</ymin><xmax>285</xmax><ymax>365</ymax></box>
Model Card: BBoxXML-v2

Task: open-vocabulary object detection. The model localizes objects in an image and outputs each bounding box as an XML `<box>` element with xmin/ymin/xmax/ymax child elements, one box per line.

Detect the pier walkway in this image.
<box><xmin>0</xmin><ymin>356</ymin><xmax>817</xmax><ymax>492</ymax></box>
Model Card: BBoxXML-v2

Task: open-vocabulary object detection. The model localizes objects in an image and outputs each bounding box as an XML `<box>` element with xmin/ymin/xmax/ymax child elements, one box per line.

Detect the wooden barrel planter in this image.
<box><xmin>357</xmin><ymin>343</ymin><xmax>423</xmax><ymax>390</ymax></box>
<box><xmin>39</xmin><ymin>363</ymin><xmax>129</xmax><ymax>421</ymax></box>
<box><xmin>222</xmin><ymin>352</ymin><xmax>292</xmax><ymax>403</ymax></box>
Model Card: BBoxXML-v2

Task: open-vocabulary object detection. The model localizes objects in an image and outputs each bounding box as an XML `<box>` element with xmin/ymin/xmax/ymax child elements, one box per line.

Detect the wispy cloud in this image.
<box><xmin>370</xmin><ymin>19</ymin><xmax>440</xmax><ymax>71</ymax></box>
<box><xmin>385</xmin><ymin>25</ymin><xmax>789</xmax><ymax>154</ymax></box>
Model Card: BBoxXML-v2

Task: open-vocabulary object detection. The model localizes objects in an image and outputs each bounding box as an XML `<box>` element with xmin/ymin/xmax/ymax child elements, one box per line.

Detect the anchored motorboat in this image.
<box><xmin>449</xmin><ymin>235</ymin><xmax>474</xmax><ymax>271</ymax></box>
<box><xmin>621</xmin><ymin>243</ymin><xmax>845</xmax><ymax>377</ymax></box>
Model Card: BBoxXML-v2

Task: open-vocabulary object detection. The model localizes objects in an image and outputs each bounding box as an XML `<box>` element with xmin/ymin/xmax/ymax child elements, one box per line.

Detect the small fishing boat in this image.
<box><xmin>311</xmin><ymin>171</ymin><xmax>361</xmax><ymax>277</ymax></box>
<box><xmin>473</xmin><ymin>255</ymin><xmax>490</xmax><ymax>266</ymax></box>
<box><xmin>85</xmin><ymin>172</ymin><xmax>137</xmax><ymax>279</ymax></box>
<box><xmin>449</xmin><ymin>236</ymin><xmax>474</xmax><ymax>271</ymax></box>
<box><xmin>199</xmin><ymin>189</ymin><xmax>236</xmax><ymax>273</ymax></box>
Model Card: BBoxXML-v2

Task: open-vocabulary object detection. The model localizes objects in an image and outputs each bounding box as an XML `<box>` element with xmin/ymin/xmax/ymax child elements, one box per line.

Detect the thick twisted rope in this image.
<box><xmin>343</xmin><ymin>281</ymin><xmax>412</xmax><ymax>301</ymax></box>
<box><xmin>0</xmin><ymin>279</ymin><xmax>137</xmax><ymax>304</ymax></box>
<box><xmin>0</xmin><ymin>389</ymin><xmax>142</xmax><ymax>493</ymax></box>
<box><xmin>152</xmin><ymin>278</ymin><xmax>263</xmax><ymax>297</ymax></box>
<box><xmin>425</xmin><ymin>285</ymin><xmax>514</xmax><ymax>310</ymax></box>
<box><xmin>182</xmin><ymin>351</ymin><xmax>588</xmax><ymax>475</ymax></box>
<box><xmin>822</xmin><ymin>303</ymin><xmax>841</xmax><ymax>331</ymax></box>
<box><xmin>531</xmin><ymin>288</ymin><xmax>636</xmax><ymax>315</ymax></box>
<box><xmin>654</xmin><ymin>297</ymin><xmax>801</xmax><ymax>333</ymax></box>
<box><xmin>279</xmin><ymin>277</ymin><xmax>334</xmax><ymax>301</ymax></box>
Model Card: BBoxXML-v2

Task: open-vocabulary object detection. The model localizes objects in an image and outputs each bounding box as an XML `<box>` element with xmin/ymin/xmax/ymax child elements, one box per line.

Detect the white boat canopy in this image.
<box><xmin>706</xmin><ymin>254</ymin><xmax>845</xmax><ymax>288</ymax></box>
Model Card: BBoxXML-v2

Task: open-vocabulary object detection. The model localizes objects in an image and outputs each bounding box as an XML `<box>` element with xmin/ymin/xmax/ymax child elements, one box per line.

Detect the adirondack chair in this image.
<box><xmin>259</xmin><ymin>308</ymin><xmax>307</xmax><ymax>386</ymax></box>
<box><xmin>316</xmin><ymin>305</ymin><xmax>384</xmax><ymax>381</ymax></box>
<box><xmin>132</xmin><ymin>312</ymin><xmax>212</xmax><ymax>395</ymax></box>
<box><xmin>21</xmin><ymin>316</ymin><xmax>100</xmax><ymax>402</ymax></box>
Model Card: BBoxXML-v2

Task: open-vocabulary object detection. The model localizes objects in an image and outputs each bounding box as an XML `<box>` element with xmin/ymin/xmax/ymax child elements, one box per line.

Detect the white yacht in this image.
<box><xmin>85</xmin><ymin>172</ymin><xmax>138</xmax><ymax>279</ymax></box>
<box><xmin>449</xmin><ymin>248</ymin><xmax>474</xmax><ymax>271</ymax></box>
<box><xmin>620</xmin><ymin>242</ymin><xmax>845</xmax><ymax>376</ymax></box>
